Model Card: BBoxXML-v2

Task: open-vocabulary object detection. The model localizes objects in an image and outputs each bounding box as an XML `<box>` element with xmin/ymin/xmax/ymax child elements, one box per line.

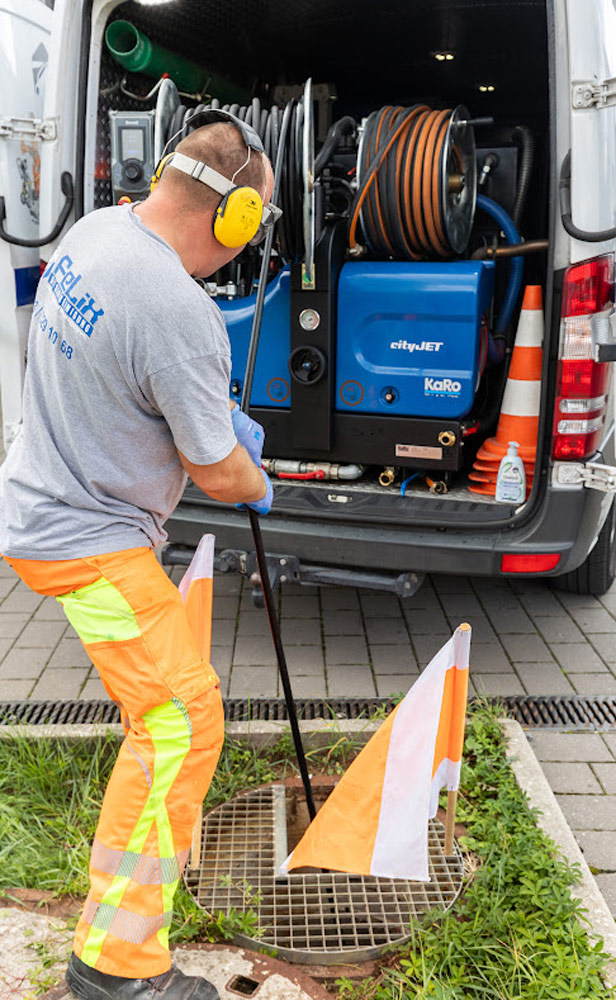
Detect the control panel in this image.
<box><xmin>109</xmin><ymin>111</ymin><xmax>155</xmax><ymax>204</ymax></box>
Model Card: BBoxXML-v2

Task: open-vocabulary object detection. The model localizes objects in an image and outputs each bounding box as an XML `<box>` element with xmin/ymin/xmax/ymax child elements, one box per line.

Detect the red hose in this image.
<box><xmin>277</xmin><ymin>471</ymin><xmax>326</xmax><ymax>480</ymax></box>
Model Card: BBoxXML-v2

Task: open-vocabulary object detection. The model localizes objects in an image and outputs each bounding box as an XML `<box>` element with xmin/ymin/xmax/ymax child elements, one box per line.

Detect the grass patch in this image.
<box><xmin>1</xmin><ymin>705</ymin><xmax>614</xmax><ymax>998</ymax></box>
<box><xmin>0</xmin><ymin>733</ymin><xmax>117</xmax><ymax>896</ymax></box>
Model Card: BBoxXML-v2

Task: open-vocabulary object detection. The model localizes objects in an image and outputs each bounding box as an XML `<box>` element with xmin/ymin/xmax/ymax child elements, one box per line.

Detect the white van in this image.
<box><xmin>1</xmin><ymin>0</ymin><xmax>616</xmax><ymax>597</ymax></box>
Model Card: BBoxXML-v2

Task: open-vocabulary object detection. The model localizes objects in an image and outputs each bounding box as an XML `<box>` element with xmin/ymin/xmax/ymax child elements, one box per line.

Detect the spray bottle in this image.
<box><xmin>495</xmin><ymin>441</ymin><xmax>526</xmax><ymax>503</ymax></box>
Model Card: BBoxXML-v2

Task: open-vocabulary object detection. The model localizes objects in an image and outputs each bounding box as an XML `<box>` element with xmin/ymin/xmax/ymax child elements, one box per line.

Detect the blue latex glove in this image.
<box><xmin>231</xmin><ymin>405</ymin><xmax>265</xmax><ymax>469</ymax></box>
<box><xmin>237</xmin><ymin>469</ymin><xmax>274</xmax><ymax>516</ymax></box>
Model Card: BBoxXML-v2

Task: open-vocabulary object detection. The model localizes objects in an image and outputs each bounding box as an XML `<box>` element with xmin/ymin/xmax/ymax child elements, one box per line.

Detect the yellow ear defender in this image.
<box><xmin>150</xmin><ymin>151</ymin><xmax>263</xmax><ymax>246</ymax></box>
<box><xmin>213</xmin><ymin>187</ymin><xmax>264</xmax><ymax>248</ymax></box>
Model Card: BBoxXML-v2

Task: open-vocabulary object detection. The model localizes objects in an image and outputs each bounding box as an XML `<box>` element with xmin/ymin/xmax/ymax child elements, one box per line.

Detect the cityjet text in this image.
<box><xmin>390</xmin><ymin>340</ymin><xmax>443</xmax><ymax>353</ymax></box>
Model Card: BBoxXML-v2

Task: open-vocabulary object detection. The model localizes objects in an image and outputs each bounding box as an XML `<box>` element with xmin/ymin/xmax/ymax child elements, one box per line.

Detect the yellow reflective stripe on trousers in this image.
<box><xmin>56</xmin><ymin>577</ymin><xmax>141</xmax><ymax>644</ymax></box>
<box><xmin>154</xmin><ymin>699</ymin><xmax>193</xmax><ymax>951</ymax></box>
<box><xmin>80</xmin><ymin>698</ymin><xmax>192</xmax><ymax>967</ymax></box>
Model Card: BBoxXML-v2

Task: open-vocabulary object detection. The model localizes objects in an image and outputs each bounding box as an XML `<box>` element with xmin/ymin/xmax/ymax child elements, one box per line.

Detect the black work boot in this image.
<box><xmin>66</xmin><ymin>953</ymin><xmax>220</xmax><ymax>1000</ymax></box>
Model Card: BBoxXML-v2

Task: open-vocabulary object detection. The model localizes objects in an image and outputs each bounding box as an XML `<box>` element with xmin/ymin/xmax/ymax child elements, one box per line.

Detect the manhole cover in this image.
<box><xmin>185</xmin><ymin>784</ymin><xmax>464</xmax><ymax>964</ymax></box>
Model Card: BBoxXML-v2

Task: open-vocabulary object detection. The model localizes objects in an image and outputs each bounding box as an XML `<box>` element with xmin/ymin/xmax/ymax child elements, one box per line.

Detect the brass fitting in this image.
<box><xmin>438</xmin><ymin>429</ymin><xmax>456</xmax><ymax>447</ymax></box>
<box><xmin>426</xmin><ymin>476</ymin><xmax>448</xmax><ymax>495</ymax></box>
<box><xmin>379</xmin><ymin>466</ymin><xmax>396</xmax><ymax>487</ymax></box>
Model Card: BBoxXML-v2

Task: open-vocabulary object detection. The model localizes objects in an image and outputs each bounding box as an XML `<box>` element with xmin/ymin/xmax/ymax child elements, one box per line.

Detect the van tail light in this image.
<box><xmin>552</xmin><ymin>254</ymin><xmax>615</xmax><ymax>461</ymax></box>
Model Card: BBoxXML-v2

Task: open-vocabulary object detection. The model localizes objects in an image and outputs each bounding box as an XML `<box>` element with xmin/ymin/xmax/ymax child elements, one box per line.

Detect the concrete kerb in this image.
<box><xmin>0</xmin><ymin>718</ymin><xmax>382</xmax><ymax>746</ymax></box>
<box><xmin>3</xmin><ymin>717</ymin><xmax>616</xmax><ymax>992</ymax></box>
<box><xmin>501</xmin><ymin>718</ymin><xmax>616</xmax><ymax>988</ymax></box>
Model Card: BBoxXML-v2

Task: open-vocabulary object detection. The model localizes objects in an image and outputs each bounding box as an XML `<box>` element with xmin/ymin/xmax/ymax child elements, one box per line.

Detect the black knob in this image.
<box><xmin>288</xmin><ymin>346</ymin><xmax>327</xmax><ymax>386</ymax></box>
<box><xmin>123</xmin><ymin>160</ymin><xmax>144</xmax><ymax>184</ymax></box>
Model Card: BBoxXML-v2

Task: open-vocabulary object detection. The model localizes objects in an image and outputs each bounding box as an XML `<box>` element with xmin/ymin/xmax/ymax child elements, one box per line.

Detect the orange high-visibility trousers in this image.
<box><xmin>4</xmin><ymin>547</ymin><xmax>224</xmax><ymax>979</ymax></box>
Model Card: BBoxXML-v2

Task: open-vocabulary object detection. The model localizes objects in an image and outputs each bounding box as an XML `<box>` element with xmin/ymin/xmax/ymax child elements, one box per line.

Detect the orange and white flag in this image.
<box><xmin>280</xmin><ymin>623</ymin><xmax>471</xmax><ymax>882</ymax></box>
<box><xmin>178</xmin><ymin>534</ymin><xmax>215</xmax><ymax>659</ymax></box>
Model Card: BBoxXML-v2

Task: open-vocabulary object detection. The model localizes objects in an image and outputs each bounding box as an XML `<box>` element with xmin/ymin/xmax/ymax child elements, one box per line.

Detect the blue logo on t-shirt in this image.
<box><xmin>43</xmin><ymin>254</ymin><xmax>104</xmax><ymax>338</ymax></box>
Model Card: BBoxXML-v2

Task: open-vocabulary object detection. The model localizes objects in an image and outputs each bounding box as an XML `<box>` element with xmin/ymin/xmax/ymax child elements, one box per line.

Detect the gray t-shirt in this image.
<box><xmin>0</xmin><ymin>204</ymin><xmax>237</xmax><ymax>560</ymax></box>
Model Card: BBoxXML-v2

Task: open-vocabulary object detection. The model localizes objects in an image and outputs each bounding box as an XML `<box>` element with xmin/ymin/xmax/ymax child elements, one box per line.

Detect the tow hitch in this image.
<box><xmin>162</xmin><ymin>544</ymin><xmax>425</xmax><ymax>607</ymax></box>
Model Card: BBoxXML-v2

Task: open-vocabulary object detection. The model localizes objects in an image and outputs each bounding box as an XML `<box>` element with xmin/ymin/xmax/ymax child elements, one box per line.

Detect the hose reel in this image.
<box><xmin>351</xmin><ymin>104</ymin><xmax>476</xmax><ymax>259</ymax></box>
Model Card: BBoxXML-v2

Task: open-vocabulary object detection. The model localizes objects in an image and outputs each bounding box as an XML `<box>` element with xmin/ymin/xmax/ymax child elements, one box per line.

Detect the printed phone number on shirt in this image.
<box><xmin>33</xmin><ymin>299</ymin><xmax>74</xmax><ymax>360</ymax></box>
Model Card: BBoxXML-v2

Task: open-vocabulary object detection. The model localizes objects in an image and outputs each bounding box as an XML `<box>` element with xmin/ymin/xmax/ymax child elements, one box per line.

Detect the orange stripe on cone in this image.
<box><xmin>470</xmin><ymin>285</ymin><xmax>543</xmax><ymax>497</ymax></box>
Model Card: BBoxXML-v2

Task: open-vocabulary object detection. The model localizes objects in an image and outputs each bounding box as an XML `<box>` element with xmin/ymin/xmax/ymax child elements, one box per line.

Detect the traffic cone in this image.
<box><xmin>469</xmin><ymin>285</ymin><xmax>543</xmax><ymax>497</ymax></box>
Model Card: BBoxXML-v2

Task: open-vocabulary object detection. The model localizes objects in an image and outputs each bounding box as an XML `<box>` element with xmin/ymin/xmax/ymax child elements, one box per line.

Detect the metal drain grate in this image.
<box><xmin>0</xmin><ymin>699</ymin><xmax>120</xmax><ymax>726</ymax></box>
<box><xmin>184</xmin><ymin>784</ymin><xmax>464</xmax><ymax>964</ymax></box>
<box><xmin>500</xmin><ymin>695</ymin><xmax>616</xmax><ymax>728</ymax></box>
<box><xmin>4</xmin><ymin>695</ymin><xmax>616</xmax><ymax>729</ymax></box>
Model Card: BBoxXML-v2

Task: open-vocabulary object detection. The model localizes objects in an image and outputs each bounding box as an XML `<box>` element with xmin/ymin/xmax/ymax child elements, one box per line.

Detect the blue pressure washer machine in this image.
<box><xmin>219</xmin><ymin>226</ymin><xmax>495</xmax><ymax>473</ymax></box>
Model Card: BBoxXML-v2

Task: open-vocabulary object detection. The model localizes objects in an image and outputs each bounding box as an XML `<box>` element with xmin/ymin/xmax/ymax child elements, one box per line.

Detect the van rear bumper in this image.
<box><xmin>166</xmin><ymin>482</ymin><xmax>610</xmax><ymax>581</ymax></box>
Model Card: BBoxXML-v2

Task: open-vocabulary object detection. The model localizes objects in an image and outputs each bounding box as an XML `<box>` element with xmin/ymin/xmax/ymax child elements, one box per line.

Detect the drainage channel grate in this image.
<box><xmin>3</xmin><ymin>696</ymin><xmax>616</xmax><ymax>729</ymax></box>
<box><xmin>185</xmin><ymin>784</ymin><xmax>464</xmax><ymax>964</ymax></box>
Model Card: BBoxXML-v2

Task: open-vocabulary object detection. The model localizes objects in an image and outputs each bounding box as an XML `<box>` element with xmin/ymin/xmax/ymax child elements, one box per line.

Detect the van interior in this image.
<box><xmin>91</xmin><ymin>0</ymin><xmax>551</xmax><ymax>528</ymax></box>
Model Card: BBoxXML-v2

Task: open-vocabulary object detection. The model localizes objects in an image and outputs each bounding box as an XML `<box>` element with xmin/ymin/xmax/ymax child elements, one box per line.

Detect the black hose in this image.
<box><xmin>511</xmin><ymin>125</ymin><xmax>534</xmax><ymax>230</ymax></box>
<box><xmin>560</xmin><ymin>151</ymin><xmax>616</xmax><ymax>242</ymax></box>
<box><xmin>314</xmin><ymin>116</ymin><xmax>356</xmax><ymax>176</ymax></box>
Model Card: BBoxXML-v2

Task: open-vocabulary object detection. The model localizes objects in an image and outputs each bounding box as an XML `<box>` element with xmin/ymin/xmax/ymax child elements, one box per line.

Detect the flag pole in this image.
<box><xmin>444</xmin><ymin>790</ymin><xmax>458</xmax><ymax>855</ymax></box>
<box><xmin>443</xmin><ymin>623</ymin><xmax>470</xmax><ymax>856</ymax></box>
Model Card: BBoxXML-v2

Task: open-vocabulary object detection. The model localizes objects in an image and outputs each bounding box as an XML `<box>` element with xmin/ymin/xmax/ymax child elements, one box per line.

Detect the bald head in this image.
<box><xmin>158</xmin><ymin>122</ymin><xmax>268</xmax><ymax>213</ymax></box>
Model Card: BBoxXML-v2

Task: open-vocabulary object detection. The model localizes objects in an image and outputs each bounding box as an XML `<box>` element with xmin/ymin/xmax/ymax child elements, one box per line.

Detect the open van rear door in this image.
<box><xmin>0</xmin><ymin>0</ymin><xmax>80</xmax><ymax>449</ymax></box>
<box><xmin>0</xmin><ymin>0</ymin><xmax>52</xmax><ymax>448</ymax></box>
<box><xmin>565</xmin><ymin>0</ymin><xmax>616</xmax><ymax>260</ymax></box>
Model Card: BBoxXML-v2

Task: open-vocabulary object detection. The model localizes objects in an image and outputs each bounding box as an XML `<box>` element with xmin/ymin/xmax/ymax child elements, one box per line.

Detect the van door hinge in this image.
<box><xmin>554</xmin><ymin>461</ymin><xmax>616</xmax><ymax>492</ymax></box>
<box><xmin>0</xmin><ymin>116</ymin><xmax>57</xmax><ymax>142</ymax></box>
<box><xmin>572</xmin><ymin>78</ymin><xmax>616</xmax><ymax>110</ymax></box>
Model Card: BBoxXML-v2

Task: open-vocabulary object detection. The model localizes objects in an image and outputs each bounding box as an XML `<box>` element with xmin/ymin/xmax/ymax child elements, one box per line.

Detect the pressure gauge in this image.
<box><xmin>299</xmin><ymin>308</ymin><xmax>321</xmax><ymax>332</ymax></box>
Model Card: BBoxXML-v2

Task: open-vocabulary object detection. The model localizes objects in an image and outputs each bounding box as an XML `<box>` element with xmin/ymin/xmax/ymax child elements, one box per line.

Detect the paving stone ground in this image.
<box><xmin>3</xmin><ymin>562</ymin><xmax>616</xmax><ymax>703</ymax></box>
<box><xmin>527</xmin><ymin>729</ymin><xmax>616</xmax><ymax>916</ymax></box>
<box><xmin>2</xmin><ymin>556</ymin><xmax>616</xmax><ymax>914</ymax></box>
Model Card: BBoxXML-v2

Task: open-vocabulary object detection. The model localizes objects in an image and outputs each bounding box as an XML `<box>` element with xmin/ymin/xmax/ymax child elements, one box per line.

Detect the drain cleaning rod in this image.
<box><xmin>241</xmin><ymin>104</ymin><xmax>317</xmax><ymax>821</ymax></box>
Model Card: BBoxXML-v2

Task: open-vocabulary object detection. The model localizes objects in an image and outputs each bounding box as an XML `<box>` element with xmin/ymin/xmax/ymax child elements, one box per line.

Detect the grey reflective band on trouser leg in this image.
<box><xmin>90</xmin><ymin>838</ymin><xmax>191</xmax><ymax>886</ymax></box>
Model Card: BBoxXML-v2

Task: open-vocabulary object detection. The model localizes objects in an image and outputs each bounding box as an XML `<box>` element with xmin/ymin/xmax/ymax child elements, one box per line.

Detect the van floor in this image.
<box><xmin>275</xmin><ymin>476</ymin><xmax>503</xmax><ymax>505</ymax></box>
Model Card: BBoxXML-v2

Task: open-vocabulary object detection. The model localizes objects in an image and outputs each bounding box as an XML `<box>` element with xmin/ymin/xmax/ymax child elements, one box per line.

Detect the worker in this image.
<box><xmin>0</xmin><ymin>113</ymin><xmax>278</xmax><ymax>999</ymax></box>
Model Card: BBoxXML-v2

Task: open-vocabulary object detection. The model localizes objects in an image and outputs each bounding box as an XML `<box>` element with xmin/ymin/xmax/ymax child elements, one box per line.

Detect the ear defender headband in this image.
<box><xmin>154</xmin><ymin>108</ymin><xmax>282</xmax><ymax>248</ymax></box>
